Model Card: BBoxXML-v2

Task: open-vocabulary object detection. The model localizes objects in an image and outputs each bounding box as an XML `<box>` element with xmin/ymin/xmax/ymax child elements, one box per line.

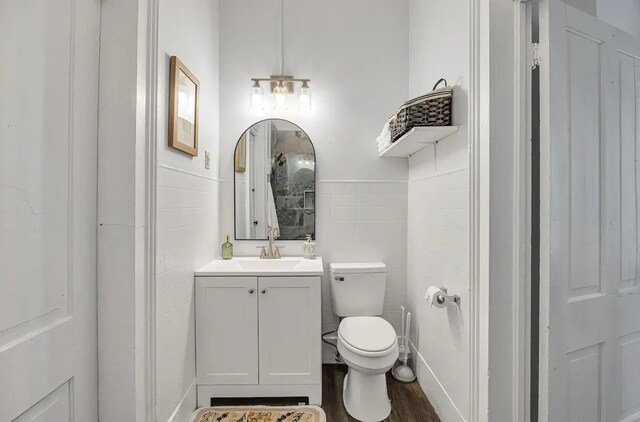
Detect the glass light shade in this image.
<box><xmin>274</xmin><ymin>83</ymin><xmax>288</xmax><ymax>110</ymax></box>
<box><xmin>250</xmin><ymin>82</ymin><xmax>264</xmax><ymax>112</ymax></box>
<box><xmin>299</xmin><ymin>83</ymin><xmax>311</xmax><ymax>112</ymax></box>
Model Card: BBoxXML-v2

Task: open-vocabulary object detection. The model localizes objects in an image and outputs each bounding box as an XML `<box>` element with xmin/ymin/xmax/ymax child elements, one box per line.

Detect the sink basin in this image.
<box><xmin>195</xmin><ymin>256</ymin><xmax>324</xmax><ymax>276</ymax></box>
<box><xmin>237</xmin><ymin>258</ymin><xmax>303</xmax><ymax>271</ymax></box>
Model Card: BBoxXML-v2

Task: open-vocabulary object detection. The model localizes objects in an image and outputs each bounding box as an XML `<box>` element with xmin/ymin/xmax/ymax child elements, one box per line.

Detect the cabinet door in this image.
<box><xmin>196</xmin><ymin>277</ymin><xmax>258</xmax><ymax>385</ymax></box>
<box><xmin>258</xmin><ymin>277</ymin><xmax>321</xmax><ymax>385</ymax></box>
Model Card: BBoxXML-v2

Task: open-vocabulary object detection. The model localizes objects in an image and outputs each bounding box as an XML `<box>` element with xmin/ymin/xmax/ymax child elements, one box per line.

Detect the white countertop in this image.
<box><xmin>195</xmin><ymin>256</ymin><xmax>324</xmax><ymax>277</ymax></box>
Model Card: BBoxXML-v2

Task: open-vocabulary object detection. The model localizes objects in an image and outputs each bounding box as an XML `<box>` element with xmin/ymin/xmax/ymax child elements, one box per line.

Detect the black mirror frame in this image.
<box><xmin>233</xmin><ymin>118</ymin><xmax>317</xmax><ymax>241</ymax></box>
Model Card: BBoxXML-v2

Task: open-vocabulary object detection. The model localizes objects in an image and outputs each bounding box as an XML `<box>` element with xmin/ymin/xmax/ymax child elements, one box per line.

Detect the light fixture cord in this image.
<box><xmin>279</xmin><ymin>0</ymin><xmax>284</xmax><ymax>75</ymax></box>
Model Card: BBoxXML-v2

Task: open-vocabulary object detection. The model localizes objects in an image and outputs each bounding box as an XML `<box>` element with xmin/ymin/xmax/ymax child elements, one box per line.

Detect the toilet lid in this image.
<box><xmin>338</xmin><ymin>316</ymin><xmax>397</xmax><ymax>353</ymax></box>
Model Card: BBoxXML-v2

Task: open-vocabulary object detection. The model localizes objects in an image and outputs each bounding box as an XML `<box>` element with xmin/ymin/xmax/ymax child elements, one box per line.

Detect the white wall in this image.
<box><xmin>155</xmin><ymin>1</ymin><xmax>220</xmax><ymax>421</ymax></box>
<box><xmin>566</xmin><ymin>0</ymin><xmax>640</xmax><ymax>36</ymax></box>
<box><xmin>405</xmin><ymin>0</ymin><xmax>470</xmax><ymax>421</ymax></box>
<box><xmin>596</xmin><ymin>0</ymin><xmax>640</xmax><ymax>36</ymax></box>
<box><xmin>218</xmin><ymin>0</ymin><xmax>410</xmax><ymax>361</ymax></box>
<box><xmin>563</xmin><ymin>0</ymin><xmax>596</xmax><ymax>16</ymax></box>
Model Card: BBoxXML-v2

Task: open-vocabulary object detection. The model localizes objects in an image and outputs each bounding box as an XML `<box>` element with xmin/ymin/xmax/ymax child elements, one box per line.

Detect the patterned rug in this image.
<box><xmin>191</xmin><ymin>406</ymin><xmax>326</xmax><ymax>422</ymax></box>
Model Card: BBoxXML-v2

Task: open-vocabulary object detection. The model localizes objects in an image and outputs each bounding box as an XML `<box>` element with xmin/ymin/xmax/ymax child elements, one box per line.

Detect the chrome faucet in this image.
<box><xmin>257</xmin><ymin>227</ymin><xmax>284</xmax><ymax>259</ymax></box>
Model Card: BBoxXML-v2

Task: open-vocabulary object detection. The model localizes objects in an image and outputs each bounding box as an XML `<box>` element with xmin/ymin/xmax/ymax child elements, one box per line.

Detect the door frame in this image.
<box><xmin>468</xmin><ymin>0</ymin><xmax>532</xmax><ymax>421</ymax></box>
<box><xmin>144</xmin><ymin>0</ymin><xmax>160</xmax><ymax>420</ymax></box>
<box><xmin>137</xmin><ymin>0</ymin><xmax>535</xmax><ymax>420</ymax></box>
<box><xmin>97</xmin><ymin>0</ymin><xmax>159</xmax><ymax>420</ymax></box>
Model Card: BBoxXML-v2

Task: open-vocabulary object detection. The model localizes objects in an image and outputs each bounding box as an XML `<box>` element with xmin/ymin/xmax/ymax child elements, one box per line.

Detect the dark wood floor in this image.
<box><xmin>321</xmin><ymin>364</ymin><xmax>440</xmax><ymax>422</ymax></box>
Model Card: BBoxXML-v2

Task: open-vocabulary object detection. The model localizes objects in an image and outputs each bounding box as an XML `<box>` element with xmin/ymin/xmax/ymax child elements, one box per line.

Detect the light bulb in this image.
<box><xmin>274</xmin><ymin>82</ymin><xmax>287</xmax><ymax>110</ymax></box>
<box><xmin>299</xmin><ymin>81</ymin><xmax>311</xmax><ymax>112</ymax></box>
<box><xmin>250</xmin><ymin>80</ymin><xmax>263</xmax><ymax>112</ymax></box>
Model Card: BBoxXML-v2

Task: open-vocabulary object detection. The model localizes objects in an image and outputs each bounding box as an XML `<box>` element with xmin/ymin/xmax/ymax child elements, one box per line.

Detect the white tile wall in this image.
<box><xmin>406</xmin><ymin>0</ymin><xmax>470</xmax><ymax>419</ymax></box>
<box><xmin>406</xmin><ymin>140</ymin><xmax>470</xmax><ymax>420</ymax></box>
<box><xmin>155</xmin><ymin>0</ymin><xmax>219</xmax><ymax>419</ymax></box>
<box><xmin>155</xmin><ymin>166</ymin><xmax>218</xmax><ymax>421</ymax></box>
<box><xmin>315</xmin><ymin>181</ymin><xmax>408</xmax><ymax>362</ymax></box>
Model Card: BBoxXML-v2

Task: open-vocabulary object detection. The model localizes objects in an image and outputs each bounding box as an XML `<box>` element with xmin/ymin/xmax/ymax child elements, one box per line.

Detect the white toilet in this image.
<box><xmin>330</xmin><ymin>262</ymin><xmax>399</xmax><ymax>422</ymax></box>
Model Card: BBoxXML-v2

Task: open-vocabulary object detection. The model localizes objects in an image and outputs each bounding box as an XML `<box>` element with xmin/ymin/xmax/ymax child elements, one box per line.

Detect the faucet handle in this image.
<box><xmin>274</xmin><ymin>245</ymin><xmax>284</xmax><ymax>259</ymax></box>
<box><xmin>256</xmin><ymin>246</ymin><xmax>267</xmax><ymax>258</ymax></box>
<box><xmin>270</xmin><ymin>227</ymin><xmax>280</xmax><ymax>240</ymax></box>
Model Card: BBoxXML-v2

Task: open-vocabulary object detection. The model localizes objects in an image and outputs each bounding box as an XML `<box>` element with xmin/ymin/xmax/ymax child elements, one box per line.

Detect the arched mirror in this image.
<box><xmin>234</xmin><ymin>119</ymin><xmax>316</xmax><ymax>240</ymax></box>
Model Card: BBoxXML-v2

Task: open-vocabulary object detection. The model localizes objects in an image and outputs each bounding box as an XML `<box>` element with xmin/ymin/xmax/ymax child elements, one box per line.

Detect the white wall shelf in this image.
<box><xmin>378</xmin><ymin>126</ymin><xmax>459</xmax><ymax>158</ymax></box>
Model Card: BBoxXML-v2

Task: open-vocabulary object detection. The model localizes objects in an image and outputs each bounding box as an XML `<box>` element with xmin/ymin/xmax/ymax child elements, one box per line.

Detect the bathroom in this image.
<box><xmin>2</xmin><ymin>0</ymin><xmax>640</xmax><ymax>421</ymax></box>
<box><xmin>163</xmin><ymin>0</ymin><xmax>469</xmax><ymax>419</ymax></box>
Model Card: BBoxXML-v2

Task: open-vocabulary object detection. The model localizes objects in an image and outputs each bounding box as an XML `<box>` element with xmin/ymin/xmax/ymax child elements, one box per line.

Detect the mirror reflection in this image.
<box><xmin>234</xmin><ymin>119</ymin><xmax>315</xmax><ymax>240</ymax></box>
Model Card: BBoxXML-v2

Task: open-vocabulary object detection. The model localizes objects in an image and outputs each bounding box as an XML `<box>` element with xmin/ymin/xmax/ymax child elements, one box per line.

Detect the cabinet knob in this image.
<box><xmin>248</xmin><ymin>289</ymin><xmax>254</xmax><ymax>294</ymax></box>
<box><xmin>261</xmin><ymin>289</ymin><xmax>267</xmax><ymax>294</ymax></box>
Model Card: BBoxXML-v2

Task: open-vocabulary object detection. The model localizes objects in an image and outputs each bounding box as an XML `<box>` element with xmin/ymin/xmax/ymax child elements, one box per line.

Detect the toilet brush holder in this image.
<box><xmin>392</xmin><ymin>308</ymin><xmax>416</xmax><ymax>383</ymax></box>
<box><xmin>392</xmin><ymin>355</ymin><xmax>416</xmax><ymax>383</ymax></box>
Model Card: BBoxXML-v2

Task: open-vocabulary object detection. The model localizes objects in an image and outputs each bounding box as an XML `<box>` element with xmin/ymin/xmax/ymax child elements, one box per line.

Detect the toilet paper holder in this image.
<box><xmin>435</xmin><ymin>287</ymin><xmax>461</xmax><ymax>305</ymax></box>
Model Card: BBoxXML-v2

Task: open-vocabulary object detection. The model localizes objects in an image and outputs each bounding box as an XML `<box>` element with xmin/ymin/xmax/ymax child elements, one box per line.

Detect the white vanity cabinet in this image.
<box><xmin>195</xmin><ymin>273</ymin><xmax>322</xmax><ymax>406</ymax></box>
<box><xmin>257</xmin><ymin>277</ymin><xmax>321</xmax><ymax>385</ymax></box>
<box><xmin>195</xmin><ymin>277</ymin><xmax>259</xmax><ymax>385</ymax></box>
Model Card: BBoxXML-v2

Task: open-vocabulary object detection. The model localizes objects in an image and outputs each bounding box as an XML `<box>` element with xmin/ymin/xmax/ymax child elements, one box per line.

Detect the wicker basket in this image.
<box><xmin>389</xmin><ymin>78</ymin><xmax>453</xmax><ymax>142</ymax></box>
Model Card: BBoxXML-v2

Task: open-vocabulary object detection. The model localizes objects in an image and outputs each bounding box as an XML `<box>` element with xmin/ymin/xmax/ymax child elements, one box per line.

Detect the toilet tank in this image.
<box><xmin>330</xmin><ymin>262</ymin><xmax>386</xmax><ymax>317</ymax></box>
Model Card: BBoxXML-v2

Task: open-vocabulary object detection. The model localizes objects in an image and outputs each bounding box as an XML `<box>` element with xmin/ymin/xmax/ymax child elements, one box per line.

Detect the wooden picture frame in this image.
<box><xmin>235</xmin><ymin>133</ymin><xmax>246</xmax><ymax>172</ymax></box>
<box><xmin>169</xmin><ymin>56</ymin><xmax>199</xmax><ymax>156</ymax></box>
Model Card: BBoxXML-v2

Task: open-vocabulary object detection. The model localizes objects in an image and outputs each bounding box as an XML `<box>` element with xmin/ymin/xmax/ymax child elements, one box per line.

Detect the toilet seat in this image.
<box><xmin>329</xmin><ymin>261</ymin><xmax>397</xmax><ymax>421</ymax></box>
<box><xmin>338</xmin><ymin>316</ymin><xmax>398</xmax><ymax>357</ymax></box>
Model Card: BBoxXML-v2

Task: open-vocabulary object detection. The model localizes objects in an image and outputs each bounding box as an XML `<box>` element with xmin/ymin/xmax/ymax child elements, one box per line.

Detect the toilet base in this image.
<box><xmin>342</xmin><ymin>368</ymin><xmax>391</xmax><ymax>422</ymax></box>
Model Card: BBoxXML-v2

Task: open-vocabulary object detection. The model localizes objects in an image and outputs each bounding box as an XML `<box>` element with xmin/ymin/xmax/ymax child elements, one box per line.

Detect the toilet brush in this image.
<box><xmin>392</xmin><ymin>309</ymin><xmax>416</xmax><ymax>383</ymax></box>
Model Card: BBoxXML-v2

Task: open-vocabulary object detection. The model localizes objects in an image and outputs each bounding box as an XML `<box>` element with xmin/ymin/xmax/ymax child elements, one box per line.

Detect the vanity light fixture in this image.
<box><xmin>250</xmin><ymin>76</ymin><xmax>311</xmax><ymax>112</ymax></box>
<box><xmin>249</xmin><ymin>0</ymin><xmax>311</xmax><ymax>112</ymax></box>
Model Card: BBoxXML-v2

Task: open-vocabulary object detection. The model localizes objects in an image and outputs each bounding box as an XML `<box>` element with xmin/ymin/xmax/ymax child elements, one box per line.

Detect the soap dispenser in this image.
<box><xmin>303</xmin><ymin>235</ymin><xmax>316</xmax><ymax>260</ymax></box>
<box><xmin>221</xmin><ymin>235</ymin><xmax>233</xmax><ymax>260</ymax></box>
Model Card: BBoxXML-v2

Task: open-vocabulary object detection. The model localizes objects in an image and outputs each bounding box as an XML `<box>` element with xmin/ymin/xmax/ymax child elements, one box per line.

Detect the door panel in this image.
<box><xmin>0</xmin><ymin>0</ymin><xmax>100</xmax><ymax>420</ymax></box>
<box><xmin>619</xmin><ymin>51</ymin><xmax>640</xmax><ymax>292</ymax></box>
<box><xmin>196</xmin><ymin>277</ymin><xmax>259</xmax><ymax>385</ymax></box>
<box><xmin>566</xmin><ymin>28</ymin><xmax>602</xmax><ymax>298</ymax></box>
<box><xmin>258</xmin><ymin>277</ymin><xmax>321</xmax><ymax>385</ymax></box>
<box><xmin>13</xmin><ymin>382</ymin><xmax>71</xmax><ymax>422</ymax></box>
<box><xmin>620</xmin><ymin>332</ymin><xmax>640</xmax><ymax>418</ymax></box>
<box><xmin>539</xmin><ymin>2</ymin><xmax>640</xmax><ymax>421</ymax></box>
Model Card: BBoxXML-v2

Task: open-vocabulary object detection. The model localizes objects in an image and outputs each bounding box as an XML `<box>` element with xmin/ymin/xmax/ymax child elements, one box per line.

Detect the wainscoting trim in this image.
<box><xmin>158</xmin><ymin>163</ymin><xmax>221</xmax><ymax>182</ymax></box>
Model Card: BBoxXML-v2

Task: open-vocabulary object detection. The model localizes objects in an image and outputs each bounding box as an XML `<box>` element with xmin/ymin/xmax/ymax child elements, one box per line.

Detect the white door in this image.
<box><xmin>258</xmin><ymin>277</ymin><xmax>321</xmax><ymax>385</ymax></box>
<box><xmin>539</xmin><ymin>1</ymin><xmax>640</xmax><ymax>421</ymax></box>
<box><xmin>196</xmin><ymin>277</ymin><xmax>259</xmax><ymax>385</ymax></box>
<box><xmin>0</xmin><ymin>1</ymin><xmax>101</xmax><ymax>420</ymax></box>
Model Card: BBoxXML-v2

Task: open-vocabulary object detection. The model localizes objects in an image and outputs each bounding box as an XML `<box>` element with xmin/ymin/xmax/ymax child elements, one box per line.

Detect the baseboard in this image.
<box><xmin>167</xmin><ymin>379</ymin><xmax>197</xmax><ymax>422</ymax></box>
<box><xmin>409</xmin><ymin>340</ymin><xmax>466</xmax><ymax>422</ymax></box>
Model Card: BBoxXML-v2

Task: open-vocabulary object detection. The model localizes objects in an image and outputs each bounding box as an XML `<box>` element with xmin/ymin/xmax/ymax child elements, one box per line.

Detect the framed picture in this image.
<box><xmin>235</xmin><ymin>133</ymin><xmax>246</xmax><ymax>172</ymax></box>
<box><xmin>169</xmin><ymin>56</ymin><xmax>199</xmax><ymax>156</ymax></box>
